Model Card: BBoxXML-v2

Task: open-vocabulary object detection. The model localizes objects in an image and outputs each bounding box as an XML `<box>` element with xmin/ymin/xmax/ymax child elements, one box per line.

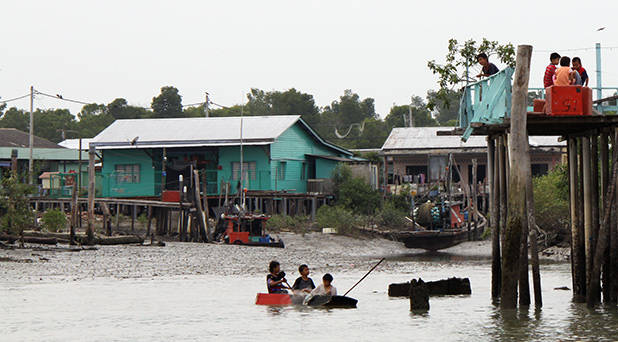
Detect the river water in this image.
<box><xmin>1</xmin><ymin>233</ymin><xmax>617</xmax><ymax>341</ymax></box>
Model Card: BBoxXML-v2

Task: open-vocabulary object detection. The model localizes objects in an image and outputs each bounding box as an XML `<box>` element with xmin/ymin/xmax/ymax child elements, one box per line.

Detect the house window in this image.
<box><xmin>115</xmin><ymin>164</ymin><xmax>140</xmax><ymax>183</ymax></box>
<box><xmin>278</xmin><ymin>161</ymin><xmax>287</xmax><ymax>180</ymax></box>
<box><xmin>232</xmin><ymin>161</ymin><xmax>256</xmax><ymax>180</ymax></box>
<box><xmin>301</xmin><ymin>162</ymin><xmax>307</xmax><ymax>180</ymax></box>
<box><xmin>531</xmin><ymin>163</ymin><xmax>549</xmax><ymax>177</ymax></box>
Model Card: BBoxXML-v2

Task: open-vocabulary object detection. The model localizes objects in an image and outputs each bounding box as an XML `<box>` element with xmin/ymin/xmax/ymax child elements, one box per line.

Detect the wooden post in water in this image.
<box><xmin>500</xmin><ymin>44</ymin><xmax>532</xmax><ymax>309</ymax></box>
<box><xmin>569</xmin><ymin>137</ymin><xmax>585</xmax><ymax>301</ymax></box>
<box><xmin>587</xmin><ymin>150</ymin><xmax>618</xmax><ymax>306</ymax></box>
<box><xmin>610</xmin><ymin>130</ymin><xmax>618</xmax><ymax>303</ymax></box>
<box><xmin>86</xmin><ymin>145</ymin><xmax>96</xmax><ymax>244</ymax></box>
<box><xmin>499</xmin><ymin>135</ymin><xmax>508</xmax><ymax>244</ymax></box>
<box><xmin>69</xmin><ymin>181</ymin><xmax>78</xmax><ymax>245</ymax></box>
<box><xmin>600</xmin><ymin>132</ymin><xmax>611</xmax><ymax>302</ymax></box>
<box><xmin>524</xmin><ymin>133</ymin><xmax>541</xmax><ymax>307</ymax></box>
<box><xmin>471</xmin><ymin>158</ymin><xmax>478</xmax><ymax>240</ymax></box>
<box><xmin>489</xmin><ymin>136</ymin><xmax>501</xmax><ymax>300</ymax></box>
<box><xmin>591</xmin><ymin>136</ymin><xmax>601</xmax><ymax>297</ymax></box>
<box><xmin>201</xmin><ymin>171</ymin><xmax>211</xmax><ymax>240</ymax></box>
<box><xmin>179</xmin><ymin>175</ymin><xmax>185</xmax><ymax>242</ymax></box>
<box><xmin>582</xmin><ymin>136</ymin><xmax>593</xmax><ymax>293</ymax></box>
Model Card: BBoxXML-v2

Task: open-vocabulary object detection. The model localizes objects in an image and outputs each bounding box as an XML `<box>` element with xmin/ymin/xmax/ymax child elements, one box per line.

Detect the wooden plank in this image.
<box><xmin>87</xmin><ymin>145</ymin><xmax>96</xmax><ymax>244</ymax></box>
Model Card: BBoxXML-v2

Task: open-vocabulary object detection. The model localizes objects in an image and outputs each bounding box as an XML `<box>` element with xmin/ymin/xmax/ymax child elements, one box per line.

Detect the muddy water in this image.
<box><xmin>1</xmin><ymin>233</ymin><xmax>617</xmax><ymax>341</ymax></box>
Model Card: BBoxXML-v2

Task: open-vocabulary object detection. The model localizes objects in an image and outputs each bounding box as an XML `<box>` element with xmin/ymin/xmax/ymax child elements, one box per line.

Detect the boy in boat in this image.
<box><xmin>475</xmin><ymin>53</ymin><xmax>499</xmax><ymax>78</ymax></box>
<box><xmin>267</xmin><ymin>260</ymin><xmax>289</xmax><ymax>294</ymax></box>
<box><xmin>310</xmin><ymin>273</ymin><xmax>337</xmax><ymax>296</ymax></box>
<box><xmin>292</xmin><ymin>264</ymin><xmax>316</xmax><ymax>294</ymax></box>
<box><xmin>544</xmin><ymin>52</ymin><xmax>561</xmax><ymax>88</ymax></box>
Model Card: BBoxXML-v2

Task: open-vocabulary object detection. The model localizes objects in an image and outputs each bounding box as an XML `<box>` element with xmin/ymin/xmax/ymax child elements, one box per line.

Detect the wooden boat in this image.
<box><xmin>393</xmin><ymin>218</ymin><xmax>486</xmax><ymax>251</ymax></box>
<box><xmin>255</xmin><ymin>293</ymin><xmax>357</xmax><ymax>308</ymax></box>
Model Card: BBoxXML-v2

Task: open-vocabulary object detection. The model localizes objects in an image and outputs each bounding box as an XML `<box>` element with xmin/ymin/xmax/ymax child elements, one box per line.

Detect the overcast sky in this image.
<box><xmin>1</xmin><ymin>0</ymin><xmax>617</xmax><ymax>119</ymax></box>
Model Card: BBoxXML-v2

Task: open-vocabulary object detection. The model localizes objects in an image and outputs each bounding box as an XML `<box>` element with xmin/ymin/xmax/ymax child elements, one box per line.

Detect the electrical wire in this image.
<box><xmin>0</xmin><ymin>93</ymin><xmax>30</xmax><ymax>104</ymax></box>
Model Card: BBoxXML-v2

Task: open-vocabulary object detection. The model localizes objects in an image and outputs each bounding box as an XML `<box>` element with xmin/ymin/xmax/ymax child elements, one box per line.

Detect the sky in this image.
<box><xmin>1</xmin><ymin>0</ymin><xmax>617</xmax><ymax>119</ymax></box>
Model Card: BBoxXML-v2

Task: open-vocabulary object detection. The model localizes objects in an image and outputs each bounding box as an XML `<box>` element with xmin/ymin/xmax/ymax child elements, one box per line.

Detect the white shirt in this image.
<box><xmin>309</xmin><ymin>284</ymin><xmax>337</xmax><ymax>296</ymax></box>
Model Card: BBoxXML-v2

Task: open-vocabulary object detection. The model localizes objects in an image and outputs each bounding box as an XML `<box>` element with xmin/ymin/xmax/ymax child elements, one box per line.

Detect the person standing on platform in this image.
<box><xmin>475</xmin><ymin>53</ymin><xmax>499</xmax><ymax>78</ymax></box>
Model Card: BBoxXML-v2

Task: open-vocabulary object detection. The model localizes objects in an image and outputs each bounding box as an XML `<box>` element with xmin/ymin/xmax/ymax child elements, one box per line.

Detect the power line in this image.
<box><xmin>0</xmin><ymin>93</ymin><xmax>30</xmax><ymax>104</ymax></box>
<box><xmin>534</xmin><ymin>46</ymin><xmax>618</xmax><ymax>53</ymax></box>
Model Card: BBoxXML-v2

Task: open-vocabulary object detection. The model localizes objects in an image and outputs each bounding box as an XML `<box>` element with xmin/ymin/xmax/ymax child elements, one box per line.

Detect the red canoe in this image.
<box><xmin>255</xmin><ymin>293</ymin><xmax>292</xmax><ymax>306</ymax></box>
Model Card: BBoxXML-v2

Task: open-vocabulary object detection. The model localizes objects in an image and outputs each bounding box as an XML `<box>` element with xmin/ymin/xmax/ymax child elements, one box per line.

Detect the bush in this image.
<box><xmin>533</xmin><ymin>164</ymin><xmax>569</xmax><ymax>234</ymax></box>
<box><xmin>377</xmin><ymin>201</ymin><xmax>407</xmax><ymax>228</ymax></box>
<box><xmin>316</xmin><ymin>205</ymin><xmax>357</xmax><ymax>235</ymax></box>
<box><xmin>42</xmin><ymin>208</ymin><xmax>67</xmax><ymax>232</ymax></box>
<box><xmin>332</xmin><ymin>164</ymin><xmax>381</xmax><ymax>215</ymax></box>
<box><xmin>266</xmin><ymin>215</ymin><xmax>310</xmax><ymax>233</ymax></box>
<box><xmin>0</xmin><ymin>174</ymin><xmax>35</xmax><ymax>234</ymax></box>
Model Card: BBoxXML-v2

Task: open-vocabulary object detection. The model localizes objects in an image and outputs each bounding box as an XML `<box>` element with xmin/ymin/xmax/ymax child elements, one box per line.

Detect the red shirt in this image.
<box><xmin>544</xmin><ymin>64</ymin><xmax>557</xmax><ymax>88</ymax></box>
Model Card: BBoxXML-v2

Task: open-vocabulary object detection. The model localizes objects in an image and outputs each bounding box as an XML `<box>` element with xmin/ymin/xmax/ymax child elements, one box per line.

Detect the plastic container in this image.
<box><xmin>545</xmin><ymin>86</ymin><xmax>592</xmax><ymax>116</ymax></box>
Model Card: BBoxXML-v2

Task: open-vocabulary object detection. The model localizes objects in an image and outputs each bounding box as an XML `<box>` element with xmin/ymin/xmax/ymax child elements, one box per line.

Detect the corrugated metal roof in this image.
<box><xmin>91</xmin><ymin>115</ymin><xmax>300</xmax><ymax>149</ymax></box>
<box><xmin>0</xmin><ymin>147</ymin><xmax>89</xmax><ymax>161</ymax></box>
<box><xmin>0</xmin><ymin>128</ymin><xmax>61</xmax><ymax>148</ymax></box>
<box><xmin>381</xmin><ymin>127</ymin><xmax>565</xmax><ymax>150</ymax></box>
<box><xmin>58</xmin><ymin>138</ymin><xmax>94</xmax><ymax>150</ymax></box>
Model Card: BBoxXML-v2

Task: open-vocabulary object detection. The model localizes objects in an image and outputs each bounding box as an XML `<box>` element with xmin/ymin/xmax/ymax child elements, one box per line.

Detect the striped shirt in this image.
<box><xmin>544</xmin><ymin>64</ymin><xmax>557</xmax><ymax>88</ymax></box>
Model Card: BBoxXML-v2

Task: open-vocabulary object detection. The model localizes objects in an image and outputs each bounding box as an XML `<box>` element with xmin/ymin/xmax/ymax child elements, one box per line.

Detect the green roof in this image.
<box><xmin>0</xmin><ymin>147</ymin><xmax>88</xmax><ymax>161</ymax></box>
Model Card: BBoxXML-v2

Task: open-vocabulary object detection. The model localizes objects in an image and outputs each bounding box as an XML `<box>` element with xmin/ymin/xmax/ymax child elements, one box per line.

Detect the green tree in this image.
<box><xmin>34</xmin><ymin>109</ymin><xmax>78</xmax><ymax>142</ymax></box>
<box><xmin>0</xmin><ymin>107</ymin><xmax>28</xmax><ymax>132</ymax></box>
<box><xmin>385</xmin><ymin>101</ymin><xmax>437</xmax><ymax>128</ymax></box>
<box><xmin>108</xmin><ymin>98</ymin><xmax>150</xmax><ymax>120</ymax></box>
<box><xmin>427</xmin><ymin>38</ymin><xmax>515</xmax><ymax>107</ymax></box>
<box><xmin>0</xmin><ymin>174</ymin><xmax>35</xmax><ymax>234</ymax></box>
<box><xmin>77</xmin><ymin>103</ymin><xmax>115</xmax><ymax>138</ymax></box>
<box><xmin>427</xmin><ymin>89</ymin><xmax>460</xmax><ymax>126</ymax></box>
<box><xmin>244</xmin><ymin>88</ymin><xmax>320</xmax><ymax>125</ymax></box>
<box><xmin>151</xmin><ymin>86</ymin><xmax>183</xmax><ymax>118</ymax></box>
<box><xmin>332</xmin><ymin>164</ymin><xmax>380</xmax><ymax>214</ymax></box>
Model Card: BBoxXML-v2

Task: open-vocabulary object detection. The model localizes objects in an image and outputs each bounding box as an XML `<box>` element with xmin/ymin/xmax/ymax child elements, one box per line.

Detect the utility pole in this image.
<box><xmin>408</xmin><ymin>96</ymin><xmax>414</xmax><ymax>127</ymax></box>
<box><xmin>204</xmin><ymin>92</ymin><xmax>210</xmax><ymax>117</ymax></box>
<box><xmin>596</xmin><ymin>43</ymin><xmax>603</xmax><ymax>114</ymax></box>
<box><xmin>28</xmin><ymin>86</ymin><xmax>34</xmax><ymax>184</ymax></box>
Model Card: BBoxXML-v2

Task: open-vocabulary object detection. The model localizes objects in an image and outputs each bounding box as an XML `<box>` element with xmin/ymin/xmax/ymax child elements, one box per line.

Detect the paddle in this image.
<box><xmin>343</xmin><ymin>258</ymin><xmax>385</xmax><ymax>297</ymax></box>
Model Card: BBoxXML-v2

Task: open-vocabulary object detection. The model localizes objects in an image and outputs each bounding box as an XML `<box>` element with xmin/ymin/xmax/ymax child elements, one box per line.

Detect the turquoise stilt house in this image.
<box><xmin>90</xmin><ymin>115</ymin><xmax>354</xmax><ymax>198</ymax></box>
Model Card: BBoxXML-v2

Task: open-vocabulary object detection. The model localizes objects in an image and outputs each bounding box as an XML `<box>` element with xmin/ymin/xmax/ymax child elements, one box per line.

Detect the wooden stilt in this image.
<box><xmin>611</xmin><ymin>130</ymin><xmax>618</xmax><ymax>303</ymax></box>
<box><xmin>591</xmin><ymin>136</ymin><xmax>601</xmax><ymax>294</ymax></box>
<box><xmin>582</xmin><ymin>136</ymin><xmax>594</xmax><ymax>295</ymax></box>
<box><xmin>573</xmin><ymin>138</ymin><xmax>587</xmax><ymax>301</ymax></box>
<box><xmin>587</xmin><ymin>147</ymin><xmax>618</xmax><ymax>307</ymax></box>
<box><xmin>489</xmin><ymin>136</ymin><xmax>501</xmax><ymax>300</ymax></box>
<box><xmin>600</xmin><ymin>132</ymin><xmax>611</xmax><ymax>302</ymax></box>
<box><xmin>500</xmin><ymin>44</ymin><xmax>532</xmax><ymax>309</ymax></box>
<box><xmin>499</xmin><ymin>135</ymin><xmax>508</xmax><ymax>244</ymax></box>
<box><xmin>86</xmin><ymin>145</ymin><xmax>96</xmax><ymax>244</ymax></box>
<box><xmin>146</xmin><ymin>206</ymin><xmax>153</xmax><ymax>238</ymax></box>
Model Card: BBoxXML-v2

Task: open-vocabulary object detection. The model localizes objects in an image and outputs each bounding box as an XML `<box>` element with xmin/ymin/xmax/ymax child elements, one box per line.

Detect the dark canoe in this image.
<box><xmin>393</xmin><ymin>221</ymin><xmax>486</xmax><ymax>251</ymax></box>
<box><xmin>232</xmin><ymin>240</ymin><xmax>285</xmax><ymax>248</ymax></box>
<box><xmin>307</xmin><ymin>295</ymin><xmax>358</xmax><ymax>308</ymax></box>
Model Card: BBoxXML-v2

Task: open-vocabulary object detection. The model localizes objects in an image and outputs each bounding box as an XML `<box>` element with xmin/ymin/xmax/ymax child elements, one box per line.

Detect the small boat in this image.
<box><xmin>393</xmin><ymin>224</ymin><xmax>485</xmax><ymax>251</ymax></box>
<box><xmin>255</xmin><ymin>293</ymin><xmax>357</xmax><ymax>308</ymax></box>
<box><xmin>214</xmin><ymin>212</ymin><xmax>284</xmax><ymax>248</ymax></box>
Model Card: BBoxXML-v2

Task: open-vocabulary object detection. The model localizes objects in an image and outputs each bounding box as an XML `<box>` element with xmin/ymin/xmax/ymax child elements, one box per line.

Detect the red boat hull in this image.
<box><xmin>255</xmin><ymin>293</ymin><xmax>292</xmax><ymax>306</ymax></box>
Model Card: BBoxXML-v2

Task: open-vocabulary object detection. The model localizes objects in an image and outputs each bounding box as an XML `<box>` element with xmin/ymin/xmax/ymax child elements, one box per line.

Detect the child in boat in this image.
<box><xmin>267</xmin><ymin>260</ymin><xmax>288</xmax><ymax>294</ymax></box>
<box><xmin>554</xmin><ymin>56</ymin><xmax>575</xmax><ymax>86</ymax></box>
<box><xmin>309</xmin><ymin>273</ymin><xmax>337</xmax><ymax>296</ymax></box>
<box><xmin>292</xmin><ymin>264</ymin><xmax>316</xmax><ymax>294</ymax></box>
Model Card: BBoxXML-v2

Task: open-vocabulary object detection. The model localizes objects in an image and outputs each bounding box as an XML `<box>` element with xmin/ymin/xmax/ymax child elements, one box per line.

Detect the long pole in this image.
<box><xmin>596</xmin><ymin>43</ymin><xmax>602</xmax><ymax>113</ymax></box>
<box><xmin>204</xmin><ymin>92</ymin><xmax>210</xmax><ymax>117</ymax></box>
<box><xmin>343</xmin><ymin>258</ymin><xmax>385</xmax><ymax>297</ymax></box>
<box><xmin>239</xmin><ymin>104</ymin><xmax>245</xmax><ymax>210</ymax></box>
<box><xmin>78</xmin><ymin>137</ymin><xmax>82</xmax><ymax>193</ymax></box>
<box><xmin>28</xmin><ymin>86</ymin><xmax>34</xmax><ymax>184</ymax></box>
